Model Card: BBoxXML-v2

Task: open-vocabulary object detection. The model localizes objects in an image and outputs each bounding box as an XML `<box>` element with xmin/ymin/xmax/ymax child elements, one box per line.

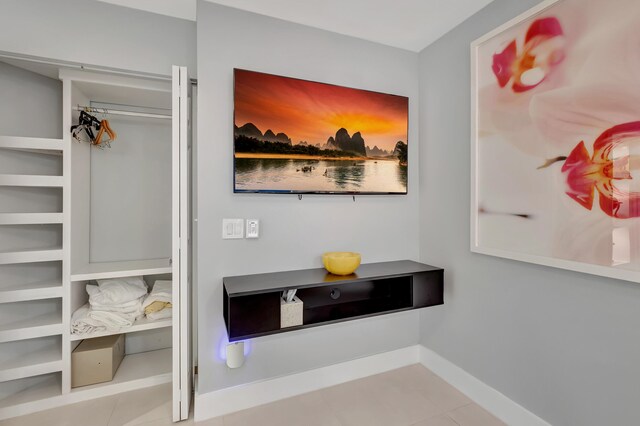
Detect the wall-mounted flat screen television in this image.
<box><xmin>233</xmin><ymin>69</ymin><xmax>409</xmax><ymax>194</ymax></box>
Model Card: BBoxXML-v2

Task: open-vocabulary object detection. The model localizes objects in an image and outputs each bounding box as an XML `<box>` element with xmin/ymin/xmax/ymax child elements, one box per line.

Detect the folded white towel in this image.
<box><xmin>88</xmin><ymin>276</ymin><xmax>147</xmax><ymax>306</ymax></box>
<box><xmin>90</xmin><ymin>297</ymin><xmax>141</xmax><ymax>310</ymax></box>
<box><xmin>71</xmin><ymin>303</ymin><xmax>107</xmax><ymax>335</ymax></box>
<box><xmin>91</xmin><ymin>295</ymin><xmax>145</xmax><ymax>319</ymax></box>
<box><xmin>142</xmin><ymin>280</ymin><xmax>172</xmax><ymax>311</ymax></box>
<box><xmin>147</xmin><ymin>307</ymin><xmax>172</xmax><ymax>321</ymax></box>
<box><xmin>91</xmin><ymin>296</ymin><xmax>145</xmax><ymax>312</ymax></box>
<box><xmin>72</xmin><ymin>303</ymin><xmax>138</xmax><ymax>334</ymax></box>
<box><xmin>87</xmin><ymin>309</ymin><xmax>135</xmax><ymax>329</ymax></box>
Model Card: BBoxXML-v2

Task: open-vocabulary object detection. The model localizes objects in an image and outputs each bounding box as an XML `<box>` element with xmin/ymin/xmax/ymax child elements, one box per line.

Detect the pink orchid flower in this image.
<box><xmin>562</xmin><ymin>121</ymin><xmax>640</xmax><ymax>218</ymax></box>
<box><xmin>492</xmin><ymin>17</ymin><xmax>565</xmax><ymax>92</ymax></box>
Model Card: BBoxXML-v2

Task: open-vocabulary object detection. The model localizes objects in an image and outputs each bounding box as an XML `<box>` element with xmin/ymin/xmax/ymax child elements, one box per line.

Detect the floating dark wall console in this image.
<box><xmin>223</xmin><ymin>260</ymin><xmax>444</xmax><ymax>341</ymax></box>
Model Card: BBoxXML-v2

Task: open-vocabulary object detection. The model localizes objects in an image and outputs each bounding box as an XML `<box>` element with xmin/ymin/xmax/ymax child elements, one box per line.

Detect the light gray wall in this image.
<box><xmin>418</xmin><ymin>1</ymin><xmax>640</xmax><ymax>425</ymax></box>
<box><xmin>0</xmin><ymin>62</ymin><xmax>62</xmax><ymax>138</ymax></box>
<box><xmin>0</xmin><ymin>0</ymin><xmax>195</xmax><ymax>76</ymax></box>
<box><xmin>89</xmin><ymin>118</ymin><xmax>172</xmax><ymax>263</ymax></box>
<box><xmin>196</xmin><ymin>2</ymin><xmax>421</xmax><ymax>393</ymax></box>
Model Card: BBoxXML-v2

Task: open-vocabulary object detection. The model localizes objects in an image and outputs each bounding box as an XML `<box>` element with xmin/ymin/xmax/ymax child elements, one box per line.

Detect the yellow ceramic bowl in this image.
<box><xmin>322</xmin><ymin>252</ymin><xmax>361</xmax><ymax>275</ymax></box>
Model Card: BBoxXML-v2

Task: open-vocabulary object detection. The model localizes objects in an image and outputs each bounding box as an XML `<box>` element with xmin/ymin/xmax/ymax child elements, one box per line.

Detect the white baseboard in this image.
<box><xmin>418</xmin><ymin>346</ymin><xmax>550</xmax><ymax>426</ymax></box>
<box><xmin>194</xmin><ymin>345</ymin><xmax>420</xmax><ymax>421</ymax></box>
<box><xmin>2</xmin><ymin>344</ymin><xmax>551</xmax><ymax>424</ymax></box>
<box><xmin>195</xmin><ymin>344</ymin><xmax>550</xmax><ymax>425</ymax></box>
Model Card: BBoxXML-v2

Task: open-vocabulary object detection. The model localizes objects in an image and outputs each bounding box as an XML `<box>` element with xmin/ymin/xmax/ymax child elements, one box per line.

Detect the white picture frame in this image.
<box><xmin>470</xmin><ymin>0</ymin><xmax>640</xmax><ymax>283</ymax></box>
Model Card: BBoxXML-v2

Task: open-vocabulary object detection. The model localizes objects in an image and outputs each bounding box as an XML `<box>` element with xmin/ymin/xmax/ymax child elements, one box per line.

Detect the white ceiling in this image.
<box><xmin>96</xmin><ymin>0</ymin><xmax>196</xmax><ymax>21</ymax></box>
<box><xmin>95</xmin><ymin>0</ymin><xmax>493</xmax><ymax>51</ymax></box>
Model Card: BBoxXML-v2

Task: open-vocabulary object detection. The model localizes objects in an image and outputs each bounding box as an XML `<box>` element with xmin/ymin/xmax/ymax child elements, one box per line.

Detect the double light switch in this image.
<box><xmin>222</xmin><ymin>218</ymin><xmax>260</xmax><ymax>239</ymax></box>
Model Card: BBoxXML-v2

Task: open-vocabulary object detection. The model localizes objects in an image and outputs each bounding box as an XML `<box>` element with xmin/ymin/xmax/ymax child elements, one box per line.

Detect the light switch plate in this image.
<box><xmin>222</xmin><ymin>218</ymin><xmax>244</xmax><ymax>239</ymax></box>
<box><xmin>246</xmin><ymin>219</ymin><xmax>259</xmax><ymax>238</ymax></box>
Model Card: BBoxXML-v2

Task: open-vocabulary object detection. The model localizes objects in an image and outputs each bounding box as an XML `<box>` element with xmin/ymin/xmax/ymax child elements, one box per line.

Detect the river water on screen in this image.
<box><xmin>235</xmin><ymin>158</ymin><xmax>407</xmax><ymax>193</ymax></box>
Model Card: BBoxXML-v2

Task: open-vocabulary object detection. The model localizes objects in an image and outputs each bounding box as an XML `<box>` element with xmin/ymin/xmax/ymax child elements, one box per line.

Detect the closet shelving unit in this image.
<box><xmin>62</xmin><ymin>68</ymin><xmax>184</xmax><ymax>410</ymax></box>
<box><xmin>0</xmin><ymin>64</ymin><xmax>191</xmax><ymax>422</ymax></box>
<box><xmin>0</xmin><ymin>134</ymin><xmax>68</xmax><ymax>418</ymax></box>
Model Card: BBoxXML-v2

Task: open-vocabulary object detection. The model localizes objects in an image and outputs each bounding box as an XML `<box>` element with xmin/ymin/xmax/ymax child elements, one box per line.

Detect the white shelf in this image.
<box><xmin>0</xmin><ymin>248</ymin><xmax>63</xmax><ymax>265</ymax></box>
<box><xmin>70</xmin><ymin>316</ymin><xmax>172</xmax><ymax>341</ymax></box>
<box><xmin>0</xmin><ymin>348</ymin><xmax>170</xmax><ymax>420</ymax></box>
<box><xmin>0</xmin><ymin>345</ymin><xmax>63</xmax><ymax>382</ymax></box>
<box><xmin>71</xmin><ymin>348</ymin><xmax>171</xmax><ymax>396</ymax></box>
<box><xmin>0</xmin><ymin>349</ymin><xmax>171</xmax><ymax>420</ymax></box>
<box><xmin>71</xmin><ymin>258</ymin><xmax>172</xmax><ymax>281</ymax></box>
<box><xmin>0</xmin><ymin>174</ymin><xmax>64</xmax><ymax>187</ymax></box>
<box><xmin>0</xmin><ymin>213</ymin><xmax>64</xmax><ymax>225</ymax></box>
<box><xmin>0</xmin><ymin>312</ymin><xmax>63</xmax><ymax>343</ymax></box>
<box><xmin>0</xmin><ymin>374</ymin><xmax>61</xmax><ymax>411</ymax></box>
<box><xmin>0</xmin><ymin>135</ymin><xmax>65</xmax><ymax>152</ymax></box>
<box><xmin>0</xmin><ymin>281</ymin><xmax>63</xmax><ymax>303</ymax></box>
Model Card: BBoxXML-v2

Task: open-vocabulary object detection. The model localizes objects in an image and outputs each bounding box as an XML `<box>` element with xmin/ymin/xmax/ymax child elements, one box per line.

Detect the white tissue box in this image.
<box><xmin>281</xmin><ymin>296</ymin><xmax>303</xmax><ymax>328</ymax></box>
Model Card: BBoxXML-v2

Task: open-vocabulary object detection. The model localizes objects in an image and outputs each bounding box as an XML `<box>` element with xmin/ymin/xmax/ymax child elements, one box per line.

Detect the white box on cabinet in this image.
<box><xmin>280</xmin><ymin>296</ymin><xmax>303</xmax><ymax>328</ymax></box>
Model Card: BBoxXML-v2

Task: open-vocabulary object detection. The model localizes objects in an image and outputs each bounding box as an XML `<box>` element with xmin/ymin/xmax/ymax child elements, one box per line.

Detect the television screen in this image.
<box><xmin>233</xmin><ymin>69</ymin><xmax>409</xmax><ymax>194</ymax></box>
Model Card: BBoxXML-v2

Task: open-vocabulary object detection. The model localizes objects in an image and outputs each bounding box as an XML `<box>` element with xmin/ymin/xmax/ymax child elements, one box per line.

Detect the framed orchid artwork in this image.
<box><xmin>471</xmin><ymin>0</ymin><xmax>640</xmax><ymax>283</ymax></box>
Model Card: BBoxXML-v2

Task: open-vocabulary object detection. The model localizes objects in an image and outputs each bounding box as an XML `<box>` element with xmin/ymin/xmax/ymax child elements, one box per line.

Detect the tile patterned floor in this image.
<box><xmin>2</xmin><ymin>364</ymin><xmax>505</xmax><ymax>426</ymax></box>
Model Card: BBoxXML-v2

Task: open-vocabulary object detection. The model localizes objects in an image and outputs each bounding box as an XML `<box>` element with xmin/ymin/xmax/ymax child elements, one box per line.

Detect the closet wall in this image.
<box><xmin>89</xmin><ymin>119</ymin><xmax>172</xmax><ymax>263</ymax></box>
<box><xmin>0</xmin><ymin>0</ymin><xmax>196</xmax><ymax>77</ymax></box>
<box><xmin>0</xmin><ymin>62</ymin><xmax>61</xmax><ymax>138</ymax></box>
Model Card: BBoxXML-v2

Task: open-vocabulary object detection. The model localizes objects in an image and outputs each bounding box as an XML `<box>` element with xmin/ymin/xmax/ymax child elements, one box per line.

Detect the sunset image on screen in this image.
<box><xmin>233</xmin><ymin>69</ymin><xmax>408</xmax><ymax>194</ymax></box>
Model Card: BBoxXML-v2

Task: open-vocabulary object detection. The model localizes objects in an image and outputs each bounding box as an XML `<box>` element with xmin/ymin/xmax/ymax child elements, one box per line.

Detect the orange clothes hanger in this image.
<box><xmin>93</xmin><ymin>119</ymin><xmax>117</xmax><ymax>146</ymax></box>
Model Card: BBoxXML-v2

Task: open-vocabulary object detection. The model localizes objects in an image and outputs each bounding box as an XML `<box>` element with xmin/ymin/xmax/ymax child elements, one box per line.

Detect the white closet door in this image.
<box><xmin>172</xmin><ymin>65</ymin><xmax>192</xmax><ymax>422</ymax></box>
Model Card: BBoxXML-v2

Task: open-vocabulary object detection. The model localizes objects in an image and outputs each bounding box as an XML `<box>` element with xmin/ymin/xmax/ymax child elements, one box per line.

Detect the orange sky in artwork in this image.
<box><xmin>234</xmin><ymin>69</ymin><xmax>408</xmax><ymax>151</ymax></box>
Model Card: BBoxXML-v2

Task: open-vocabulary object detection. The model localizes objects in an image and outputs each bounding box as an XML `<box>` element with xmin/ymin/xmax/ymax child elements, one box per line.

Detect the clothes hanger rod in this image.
<box><xmin>73</xmin><ymin>105</ymin><xmax>171</xmax><ymax>120</ymax></box>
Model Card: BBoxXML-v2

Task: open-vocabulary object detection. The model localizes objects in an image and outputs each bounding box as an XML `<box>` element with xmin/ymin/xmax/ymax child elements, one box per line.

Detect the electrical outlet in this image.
<box><xmin>246</xmin><ymin>219</ymin><xmax>259</xmax><ymax>238</ymax></box>
<box><xmin>222</xmin><ymin>219</ymin><xmax>244</xmax><ymax>239</ymax></box>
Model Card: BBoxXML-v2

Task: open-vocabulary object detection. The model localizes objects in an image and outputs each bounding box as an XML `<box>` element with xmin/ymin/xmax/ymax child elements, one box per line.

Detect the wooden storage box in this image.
<box><xmin>72</xmin><ymin>334</ymin><xmax>125</xmax><ymax>388</ymax></box>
